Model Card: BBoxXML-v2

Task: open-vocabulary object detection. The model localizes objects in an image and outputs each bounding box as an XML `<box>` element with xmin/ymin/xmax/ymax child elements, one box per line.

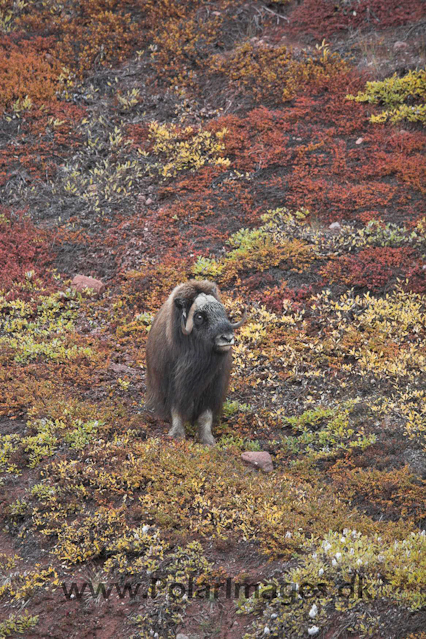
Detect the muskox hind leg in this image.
<box><xmin>197</xmin><ymin>409</ymin><xmax>215</xmax><ymax>446</ymax></box>
<box><xmin>169</xmin><ymin>408</ymin><xmax>186</xmax><ymax>440</ymax></box>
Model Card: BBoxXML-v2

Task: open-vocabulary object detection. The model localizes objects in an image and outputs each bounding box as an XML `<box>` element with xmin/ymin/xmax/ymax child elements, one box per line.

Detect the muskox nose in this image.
<box><xmin>215</xmin><ymin>331</ymin><xmax>235</xmax><ymax>351</ymax></box>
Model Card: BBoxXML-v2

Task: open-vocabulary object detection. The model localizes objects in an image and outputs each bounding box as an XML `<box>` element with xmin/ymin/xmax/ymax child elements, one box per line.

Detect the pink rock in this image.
<box><xmin>393</xmin><ymin>41</ymin><xmax>408</xmax><ymax>52</ymax></box>
<box><xmin>145</xmin><ymin>198</ymin><xmax>153</xmax><ymax>205</ymax></box>
<box><xmin>329</xmin><ymin>221</ymin><xmax>341</xmax><ymax>233</ymax></box>
<box><xmin>355</xmin><ymin>137</ymin><xmax>363</xmax><ymax>145</ymax></box>
<box><xmin>109</xmin><ymin>362</ymin><xmax>136</xmax><ymax>375</ymax></box>
<box><xmin>71</xmin><ymin>275</ymin><xmax>105</xmax><ymax>295</ymax></box>
<box><xmin>241</xmin><ymin>451</ymin><xmax>274</xmax><ymax>473</ymax></box>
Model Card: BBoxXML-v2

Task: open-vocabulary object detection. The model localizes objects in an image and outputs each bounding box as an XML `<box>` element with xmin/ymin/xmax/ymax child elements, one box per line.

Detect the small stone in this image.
<box><xmin>329</xmin><ymin>221</ymin><xmax>341</xmax><ymax>233</ymax></box>
<box><xmin>176</xmin><ymin>635</ymin><xmax>189</xmax><ymax>639</ymax></box>
<box><xmin>309</xmin><ymin>603</ymin><xmax>318</xmax><ymax>618</ymax></box>
<box><xmin>109</xmin><ymin>363</ymin><xmax>136</xmax><ymax>375</ymax></box>
<box><xmin>355</xmin><ymin>137</ymin><xmax>363</xmax><ymax>145</ymax></box>
<box><xmin>394</xmin><ymin>41</ymin><xmax>408</xmax><ymax>52</ymax></box>
<box><xmin>241</xmin><ymin>451</ymin><xmax>274</xmax><ymax>473</ymax></box>
<box><xmin>71</xmin><ymin>275</ymin><xmax>105</xmax><ymax>295</ymax></box>
<box><xmin>145</xmin><ymin>198</ymin><xmax>153</xmax><ymax>205</ymax></box>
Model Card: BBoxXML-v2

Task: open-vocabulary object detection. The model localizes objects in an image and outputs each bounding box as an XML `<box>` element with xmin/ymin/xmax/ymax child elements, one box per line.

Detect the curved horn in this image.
<box><xmin>181</xmin><ymin>303</ymin><xmax>196</xmax><ymax>335</ymax></box>
<box><xmin>231</xmin><ymin>308</ymin><xmax>247</xmax><ymax>329</ymax></box>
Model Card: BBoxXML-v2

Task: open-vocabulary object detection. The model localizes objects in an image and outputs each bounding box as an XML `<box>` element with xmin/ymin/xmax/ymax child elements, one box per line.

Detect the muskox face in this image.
<box><xmin>176</xmin><ymin>293</ymin><xmax>244</xmax><ymax>353</ymax></box>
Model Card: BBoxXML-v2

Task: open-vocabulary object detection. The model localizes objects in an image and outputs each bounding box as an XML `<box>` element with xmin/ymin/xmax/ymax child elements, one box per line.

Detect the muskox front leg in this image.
<box><xmin>197</xmin><ymin>409</ymin><xmax>215</xmax><ymax>446</ymax></box>
<box><xmin>169</xmin><ymin>408</ymin><xmax>186</xmax><ymax>440</ymax></box>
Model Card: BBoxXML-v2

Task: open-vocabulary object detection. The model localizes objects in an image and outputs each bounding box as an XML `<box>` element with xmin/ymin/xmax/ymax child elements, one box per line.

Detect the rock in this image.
<box><xmin>176</xmin><ymin>635</ymin><xmax>189</xmax><ymax>639</ymax></box>
<box><xmin>355</xmin><ymin>137</ymin><xmax>363</xmax><ymax>145</ymax></box>
<box><xmin>393</xmin><ymin>41</ymin><xmax>408</xmax><ymax>52</ymax></box>
<box><xmin>241</xmin><ymin>451</ymin><xmax>274</xmax><ymax>473</ymax></box>
<box><xmin>145</xmin><ymin>198</ymin><xmax>153</xmax><ymax>205</ymax></box>
<box><xmin>329</xmin><ymin>221</ymin><xmax>341</xmax><ymax>233</ymax></box>
<box><xmin>71</xmin><ymin>275</ymin><xmax>105</xmax><ymax>295</ymax></box>
<box><xmin>109</xmin><ymin>362</ymin><xmax>137</xmax><ymax>375</ymax></box>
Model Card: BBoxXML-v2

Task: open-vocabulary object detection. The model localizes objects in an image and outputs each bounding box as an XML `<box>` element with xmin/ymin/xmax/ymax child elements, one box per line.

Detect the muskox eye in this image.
<box><xmin>194</xmin><ymin>312</ymin><xmax>204</xmax><ymax>325</ymax></box>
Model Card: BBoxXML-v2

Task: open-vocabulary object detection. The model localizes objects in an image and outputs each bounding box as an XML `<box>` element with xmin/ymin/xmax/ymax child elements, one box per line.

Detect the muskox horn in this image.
<box><xmin>181</xmin><ymin>304</ymin><xmax>196</xmax><ymax>335</ymax></box>
<box><xmin>231</xmin><ymin>308</ymin><xmax>247</xmax><ymax>329</ymax></box>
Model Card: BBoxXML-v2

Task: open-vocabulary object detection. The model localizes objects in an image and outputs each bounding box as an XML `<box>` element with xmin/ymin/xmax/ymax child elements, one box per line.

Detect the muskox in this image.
<box><xmin>145</xmin><ymin>280</ymin><xmax>246</xmax><ymax>445</ymax></box>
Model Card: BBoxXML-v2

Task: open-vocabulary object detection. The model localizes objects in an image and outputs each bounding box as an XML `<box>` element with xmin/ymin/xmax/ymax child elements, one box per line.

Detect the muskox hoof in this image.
<box><xmin>168</xmin><ymin>425</ymin><xmax>186</xmax><ymax>440</ymax></box>
<box><xmin>199</xmin><ymin>433</ymin><xmax>216</xmax><ymax>447</ymax></box>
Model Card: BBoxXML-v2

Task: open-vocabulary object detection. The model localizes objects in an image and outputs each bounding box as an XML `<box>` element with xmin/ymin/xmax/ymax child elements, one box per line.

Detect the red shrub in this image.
<box><xmin>289</xmin><ymin>0</ymin><xmax>426</xmax><ymax>40</ymax></box>
<box><xmin>404</xmin><ymin>263</ymin><xmax>426</xmax><ymax>294</ymax></box>
<box><xmin>0</xmin><ymin>208</ymin><xmax>54</xmax><ymax>297</ymax></box>
<box><xmin>321</xmin><ymin>247</ymin><xmax>416</xmax><ymax>292</ymax></box>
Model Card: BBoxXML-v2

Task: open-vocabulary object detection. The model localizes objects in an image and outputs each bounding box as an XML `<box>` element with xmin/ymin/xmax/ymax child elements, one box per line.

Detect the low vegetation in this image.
<box><xmin>1</xmin><ymin>0</ymin><xmax>425</xmax><ymax>636</ymax></box>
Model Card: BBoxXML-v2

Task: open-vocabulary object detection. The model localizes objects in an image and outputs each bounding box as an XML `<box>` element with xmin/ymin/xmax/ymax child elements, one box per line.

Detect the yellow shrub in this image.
<box><xmin>347</xmin><ymin>69</ymin><xmax>426</xmax><ymax>124</ymax></box>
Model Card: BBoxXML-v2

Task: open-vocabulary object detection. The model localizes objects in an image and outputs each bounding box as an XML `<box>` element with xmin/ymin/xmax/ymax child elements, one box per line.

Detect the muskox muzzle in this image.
<box><xmin>215</xmin><ymin>330</ymin><xmax>234</xmax><ymax>352</ymax></box>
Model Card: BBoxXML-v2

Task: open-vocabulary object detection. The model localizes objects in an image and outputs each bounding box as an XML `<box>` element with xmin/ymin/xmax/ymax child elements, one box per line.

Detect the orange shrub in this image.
<box><xmin>0</xmin><ymin>36</ymin><xmax>62</xmax><ymax>113</ymax></box>
<box><xmin>15</xmin><ymin>0</ymin><xmax>139</xmax><ymax>77</ymax></box>
<box><xmin>55</xmin><ymin>6</ymin><xmax>138</xmax><ymax>77</ymax></box>
<box><xmin>209</xmin><ymin>41</ymin><xmax>349</xmax><ymax>105</ymax></box>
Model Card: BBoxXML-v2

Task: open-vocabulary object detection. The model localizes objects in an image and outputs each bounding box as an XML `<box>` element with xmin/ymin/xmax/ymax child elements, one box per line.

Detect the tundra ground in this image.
<box><xmin>1</xmin><ymin>2</ymin><xmax>426</xmax><ymax>638</ymax></box>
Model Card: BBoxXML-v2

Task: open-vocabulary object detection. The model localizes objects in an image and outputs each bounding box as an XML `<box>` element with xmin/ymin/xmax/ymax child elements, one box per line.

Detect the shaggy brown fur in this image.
<box><xmin>146</xmin><ymin>280</ymin><xmax>234</xmax><ymax>442</ymax></box>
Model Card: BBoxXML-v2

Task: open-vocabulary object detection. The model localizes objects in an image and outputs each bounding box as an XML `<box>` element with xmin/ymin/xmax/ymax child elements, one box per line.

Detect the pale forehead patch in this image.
<box><xmin>193</xmin><ymin>293</ymin><xmax>218</xmax><ymax>309</ymax></box>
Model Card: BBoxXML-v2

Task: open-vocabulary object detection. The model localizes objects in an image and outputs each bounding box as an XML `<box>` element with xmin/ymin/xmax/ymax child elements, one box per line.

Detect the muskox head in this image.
<box><xmin>175</xmin><ymin>291</ymin><xmax>246</xmax><ymax>353</ymax></box>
